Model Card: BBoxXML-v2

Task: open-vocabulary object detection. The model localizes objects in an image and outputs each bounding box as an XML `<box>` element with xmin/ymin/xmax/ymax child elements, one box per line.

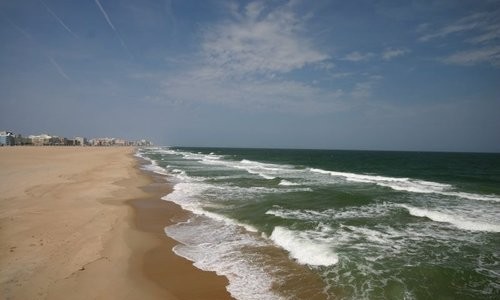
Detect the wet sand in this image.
<box><xmin>0</xmin><ymin>147</ymin><xmax>232</xmax><ymax>300</ymax></box>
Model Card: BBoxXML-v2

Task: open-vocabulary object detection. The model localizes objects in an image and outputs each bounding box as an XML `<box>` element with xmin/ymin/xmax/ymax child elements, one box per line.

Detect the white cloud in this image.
<box><xmin>201</xmin><ymin>1</ymin><xmax>329</xmax><ymax>75</ymax></box>
<box><xmin>329</xmin><ymin>72</ymin><xmax>353</xmax><ymax>79</ymax></box>
<box><xmin>342</xmin><ymin>51</ymin><xmax>374</xmax><ymax>62</ymax></box>
<box><xmin>419</xmin><ymin>22</ymin><xmax>478</xmax><ymax>42</ymax></box>
<box><xmin>245</xmin><ymin>1</ymin><xmax>266</xmax><ymax>20</ymax></box>
<box><xmin>317</xmin><ymin>61</ymin><xmax>335</xmax><ymax>70</ymax></box>
<box><xmin>144</xmin><ymin>1</ymin><xmax>369</xmax><ymax>114</ymax></box>
<box><xmin>467</xmin><ymin>23</ymin><xmax>500</xmax><ymax>44</ymax></box>
<box><xmin>418</xmin><ymin>11</ymin><xmax>500</xmax><ymax>44</ymax></box>
<box><xmin>442</xmin><ymin>46</ymin><xmax>500</xmax><ymax>66</ymax></box>
<box><xmin>382</xmin><ymin>48</ymin><xmax>409</xmax><ymax>60</ymax></box>
<box><xmin>419</xmin><ymin>10</ymin><xmax>500</xmax><ymax>67</ymax></box>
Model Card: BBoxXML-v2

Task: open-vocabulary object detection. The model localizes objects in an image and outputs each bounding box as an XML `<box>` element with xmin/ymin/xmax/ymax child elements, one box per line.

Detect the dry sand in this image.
<box><xmin>0</xmin><ymin>147</ymin><xmax>233</xmax><ymax>300</ymax></box>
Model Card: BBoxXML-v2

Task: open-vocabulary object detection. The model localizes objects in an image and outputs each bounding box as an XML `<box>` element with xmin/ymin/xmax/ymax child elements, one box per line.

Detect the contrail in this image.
<box><xmin>94</xmin><ymin>0</ymin><xmax>133</xmax><ymax>58</ymax></box>
<box><xmin>94</xmin><ymin>0</ymin><xmax>116</xmax><ymax>31</ymax></box>
<box><xmin>40</xmin><ymin>0</ymin><xmax>78</xmax><ymax>38</ymax></box>
<box><xmin>2</xmin><ymin>15</ymin><xmax>32</xmax><ymax>40</ymax></box>
<box><xmin>49</xmin><ymin>57</ymin><xmax>71</xmax><ymax>81</ymax></box>
<box><xmin>2</xmin><ymin>15</ymin><xmax>72</xmax><ymax>82</ymax></box>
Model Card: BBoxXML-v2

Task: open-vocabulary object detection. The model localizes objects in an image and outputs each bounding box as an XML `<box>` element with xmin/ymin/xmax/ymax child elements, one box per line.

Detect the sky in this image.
<box><xmin>0</xmin><ymin>0</ymin><xmax>499</xmax><ymax>152</ymax></box>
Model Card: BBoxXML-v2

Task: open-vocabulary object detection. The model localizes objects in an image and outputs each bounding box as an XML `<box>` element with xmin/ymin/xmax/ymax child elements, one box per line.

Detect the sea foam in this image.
<box><xmin>270</xmin><ymin>226</ymin><xmax>338</xmax><ymax>267</ymax></box>
<box><xmin>166</xmin><ymin>217</ymin><xmax>281</xmax><ymax>300</ymax></box>
<box><xmin>308</xmin><ymin>168</ymin><xmax>500</xmax><ymax>202</ymax></box>
<box><xmin>135</xmin><ymin>151</ymin><xmax>170</xmax><ymax>176</ymax></box>
<box><xmin>278</xmin><ymin>179</ymin><xmax>300</xmax><ymax>186</ymax></box>
<box><xmin>266</xmin><ymin>203</ymin><xmax>392</xmax><ymax>222</ymax></box>
<box><xmin>399</xmin><ymin>204</ymin><xmax>500</xmax><ymax>232</ymax></box>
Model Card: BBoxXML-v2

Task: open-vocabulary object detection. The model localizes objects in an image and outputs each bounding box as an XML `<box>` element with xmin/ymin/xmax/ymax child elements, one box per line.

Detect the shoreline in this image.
<box><xmin>131</xmin><ymin>157</ymin><xmax>234</xmax><ymax>300</ymax></box>
<box><xmin>0</xmin><ymin>147</ymin><xmax>233</xmax><ymax>299</ymax></box>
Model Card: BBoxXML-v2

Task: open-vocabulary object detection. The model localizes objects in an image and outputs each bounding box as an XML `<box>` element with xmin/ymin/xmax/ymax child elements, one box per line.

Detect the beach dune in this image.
<box><xmin>0</xmin><ymin>147</ymin><xmax>232</xmax><ymax>300</ymax></box>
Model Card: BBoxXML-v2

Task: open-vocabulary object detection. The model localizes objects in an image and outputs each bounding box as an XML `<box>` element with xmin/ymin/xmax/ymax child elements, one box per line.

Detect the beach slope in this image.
<box><xmin>0</xmin><ymin>147</ymin><xmax>232</xmax><ymax>300</ymax></box>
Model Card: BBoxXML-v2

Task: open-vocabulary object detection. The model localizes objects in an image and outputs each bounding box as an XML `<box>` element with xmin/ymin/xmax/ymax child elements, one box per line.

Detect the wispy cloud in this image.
<box><xmin>382</xmin><ymin>48</ymin><xmax>409</xmax><ymax>60</ymax></box>
<box><xmin>350</xmin><ymin>74</ymin><xmax>382</xmax><ymax>99</ymax></box>
<box><xmin>419</xmin><ymin>10</ymin><xmax>500</xmax><ymax>67</ymax></box>
<box><xmin>341</xmin><ymin>48</ymin><xmax>409</xmax><ymax>62</ymax></box>
<box><xmin>94</xmin><ymin>0</ymin><xmax>132</xmax><ymax>56</ymax></box>
<box><xmin>48</xmin><ymin>56</ymin><xmax>71</xmax><ymax>81</ymax></box>
<box><xmin>141</xmin><ymin>1</ymin><xmax>397</xmax><ymax>115</ymax></box>
<box><xmin>201</xmin><ymin>1</ymin><xmax>329</xmax><ymax>76</ymax></box>
<box><xmin>342</xmin><ymin>51</ymin><xmax>374</xmax><ymax>62</ymax></box>
<box><xmin>467</xmin><ymin>23</ymin><xmax>500</xmax><ymax>44</ymax></box>
<box><xmin>142</xmin><ymin>1</ymin><xmax>354</xmax><ymax>114</ymax></box>
<box><xmin>329</xmin><ymin>72</ymin><xmax>354</xmax><ymax>79</ymax></box>
<box><xmin>442</xmin><ymin>46</ymin><xmax>500</xmax><ymax>67</ymax></box>
<box><xmin>418</xmin><ymin>10</ymin><xmax>500</xmax><ymax>43</ymax></box>
<box><xmin>40</xmin><ymin>0</ymin><xmax>78</xmax><ymax>38</ymax></box>
<box><xmin>419</xmin><ymin>15</ymin><xmax>480</xmax><ymax>42</ymax></box>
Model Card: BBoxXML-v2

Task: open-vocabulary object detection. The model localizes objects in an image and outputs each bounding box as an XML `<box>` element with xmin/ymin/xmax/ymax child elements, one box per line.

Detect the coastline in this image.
<box><xmin>132</xmin><ymin>157</ymin><xmax>234</xmax><ymax>300</ymax></box>
<box><xmin>0</xmin><ymin>147</ymin><xmax>232</xmax><ymax>299</ymax></box>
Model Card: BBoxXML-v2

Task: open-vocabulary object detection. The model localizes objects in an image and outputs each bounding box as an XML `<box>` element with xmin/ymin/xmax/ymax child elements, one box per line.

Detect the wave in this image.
<box><xmin>142</xmin><ymin>147</ymin><xmax>500</xmax><ymax>299</ymax></box>
<box><xmin>308</xmin><ymin>168</ymin><xmax>500</xmax><ymax>202</ymax></box>
<box><xmin>270</xmin><ymin>226</ymin><xmax>339</xmax><ymax>267</ymax></box>
<box><xmin>162</xmin><ymin>181</ymin><xmax>261</xmax><ymax>232</ymax></box>
<box><xmin>439</xmin><ymin>191</ymin><xmax>500</xmax><ymax>202</ymax></box>
<box><xmin>166</xmin><ymin>217</ymin><xmax>281</xmax><ymax>300</ymax></box>
<box><xmin>233</xmin><ymin>160</ymin><xmax>284</xmax><ymax>180</ymax></box>
<box><xmin>196</xmin><ymin>155</ymin><xmax>296</xmax><ymax>180</ymax></box>
<box><xmin>266</xmin><ymin>204</ymin><xmax>392</xmax><ymax>221</ymax></box>
<box><xmin>278</xmin><ymin>179</ymin><xmax>299</xmax><ymax>186</ymax></box>
<box><xmin>135</xmin><ymin>151</ymin><xmax>170</xmax><ymax>176</ymax></box>
<box><xmin>266</xmin><ymin>207</ymin><xmax>330</xmax><ymax>221</ymax></box>
<box><xmin>399</xmin><ymin>204</ymin><xmax>500</xmax><ymax>232</ymax></box>
<box><xmin>147</xmin><ymin>149</ymin><xmax>500</xmax><ymax>205</ymax></box>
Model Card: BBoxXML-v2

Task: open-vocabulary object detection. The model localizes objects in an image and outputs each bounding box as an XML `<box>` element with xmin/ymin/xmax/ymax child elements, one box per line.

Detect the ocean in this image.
<box><xmin>137</xmin><ymin>147</ymin><xmax>500</xmax><ymax>300</ymax></box>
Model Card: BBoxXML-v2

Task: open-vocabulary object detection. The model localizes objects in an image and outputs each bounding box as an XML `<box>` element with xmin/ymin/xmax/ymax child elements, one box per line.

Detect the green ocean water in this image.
<box><xmin>138</xmin><ymin>147</ymin><xmax>500</xmax><ymax>300</ymax></box>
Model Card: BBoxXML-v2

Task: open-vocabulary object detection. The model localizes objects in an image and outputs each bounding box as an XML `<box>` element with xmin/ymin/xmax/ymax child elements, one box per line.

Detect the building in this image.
<box><xmin>114</xmin><ymin>139</ymin><xmax>130</xmax><ymax>146</ymax></box>
<box><xmin>14</xmin><ymin>134</ymin><xmax>31</xmax><ymax>146</ymax></box>
<box><xmin>135</xmin><ymin>139</ymin><xmax>153</xmax><ymax>147</ymax></box>
<box><xmin>89</xmin><ymin>137</ymin><xmax>115</xmax><ymax>146</ymax></box>
<box><xmin>75</xmin><ymin>137</ymin><xmax>87</xmax><ymax>146</ymax></box>
<box><xmin>0</xmin><ymin>131</ymin><xmax>15</xmax><ymax>146</ymax></box>
<box><xmin>1</xmin><ymin>131</ymin><xmax>152</xmax><ymax>147</ymax></box>
<box><xmin>29</xmin><ymin>134</ymin><xmax>52</xmax><ymax>146</ymax></box>
<box><xmin>65</xmin><ymin>138</ymin><xmax>77</xmax><ymax>146</ymax></box>
<box><xmin>49</xmin><ymin>136</ymin><xmax>66</xmax><ymax>146</ymax></box>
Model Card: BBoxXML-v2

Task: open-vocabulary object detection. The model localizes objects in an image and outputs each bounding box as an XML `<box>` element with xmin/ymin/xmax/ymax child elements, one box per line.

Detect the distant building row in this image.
<box><xmin>86</xmin><ymin>137</ymin><xmax>153</xmax><ymax>147</ymax></box>
<box><xmin>0</xmin><ymin>131</ymin><xmax>153</xmax><ymax>147</ymax></box>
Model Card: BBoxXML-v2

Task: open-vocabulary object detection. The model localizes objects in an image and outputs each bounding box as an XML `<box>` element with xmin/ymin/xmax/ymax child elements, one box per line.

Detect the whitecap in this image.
<box><xmin>165</xmin><ymin>217</ymin><xmax>281</xmax><ymax>300</ymax></box>
<box><xmin>308</xmin><ymin>167</ymin><xmax>500</xmax><ymax>202</ymax></box>
<box><xmin>399</xmin><ymin>204</ymin><xmax>500</xmax><ymax>232</ymax></box>
<box><xmin>278</xmin><ymin>180</ymin><xmax>300</xmax><ymax>186</ymax></box>
<box><xmin>270</xmin><ymin>226</ymin><xmax>339</xmax><ymax>267</ymax></box>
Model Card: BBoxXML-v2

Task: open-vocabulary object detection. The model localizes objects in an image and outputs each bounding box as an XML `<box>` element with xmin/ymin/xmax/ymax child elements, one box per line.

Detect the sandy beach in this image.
<box><xmin>0</xmin><ymin>147</ymin><xmax>232</xmax><ymax>300</ymax></box>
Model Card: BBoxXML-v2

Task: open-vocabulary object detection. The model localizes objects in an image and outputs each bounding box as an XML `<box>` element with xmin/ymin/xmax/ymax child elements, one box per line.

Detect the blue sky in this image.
<box><xmin>1</xmin><ymin>0</ymin><xmax>499</xmax><ymax>152</ymax></box>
